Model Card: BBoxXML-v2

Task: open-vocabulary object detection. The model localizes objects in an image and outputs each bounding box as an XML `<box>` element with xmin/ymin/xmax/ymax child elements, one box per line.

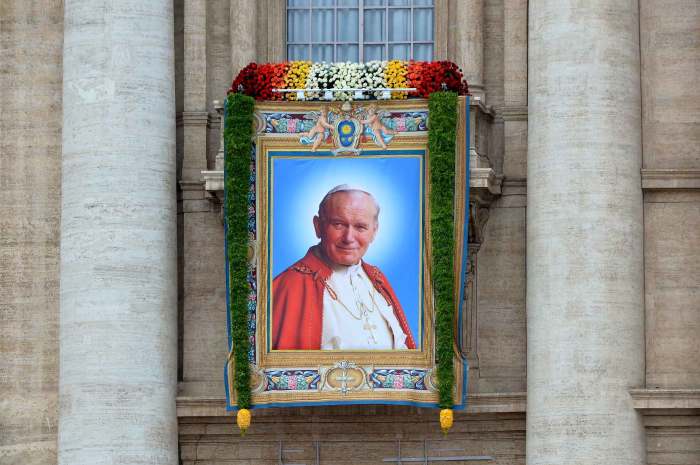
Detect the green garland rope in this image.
<box><xmin>224</xmin><ymin>92</ymin><xmax>255</xmax><ymax>409</ymax></box>
<box><xmin>225</xmin><ymin>92</ymin><xmax>459</xmax><ymax>410</ymax></box>
<box><xmin>428</xmin><ymin>91</ymin><xmax>458</xmax><ymax>408</ymax></box>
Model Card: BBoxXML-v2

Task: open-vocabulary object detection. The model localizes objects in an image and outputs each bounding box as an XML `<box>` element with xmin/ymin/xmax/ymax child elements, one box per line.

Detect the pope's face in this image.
<box><xmin>313</xmin><ymin>191</ymin><xmax>378</xmax><ymax>266</ymax></box>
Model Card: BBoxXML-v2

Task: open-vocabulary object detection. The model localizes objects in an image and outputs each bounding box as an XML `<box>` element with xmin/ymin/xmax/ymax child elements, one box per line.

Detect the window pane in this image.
<box><xmin>337</xmin><ymin>44</ymin><xmax>359</xmax><ymax>61</ymax></box>
<box><xmin>413</xmin><ymin>8</ymin><xmax>433</xmax><ymax>41</ymax></box>
<box><xmin>364</xmin><ymin>0</ymin><xmax>385</xmax><ymax>5</ymax></box>
<box><xmin>312</xmin><ymin>44</ymin><xmax>334</xmax><ymax>62</ymax></box>
<box><xmin>338</xmin><ymin>0</ymin><xmax>358</xmax><ymax>5</ymax></box>
<box><xmin>288</xmin><ymin>0</ymin><xmax>310</xmax><ymax>7</ymax></box>
<box><xmin>337</xmin><ymin>9</ymin><xmax>359</xmax><ymax>41</ymax></box>
<box><xmin>288</xmin><ymin>9</ymin><xmax>309</xmax><ymax>42</ymax></box>
<box><xmin>312</xmin><ymin>9</ymin><xmax>334</xmax><ymax>42</ymax></box>
<box><xmin>364</xmin><ymin>9</ymin><xmax>385</xmax><ymax>42</ymax></box>
<box><xmin>414</xmin><ymin>0</ymin><xmax>433</xmax><ymax>5</ymax></box>
<box><xmin>413</xmin><ymin>43</ymin><xmax>433</xmax><ymax>61</ymax></box>
<box><xmin>364</xmin><ymin>44</ymin><xmax>385</xmax><ymax>61</ymax></box>
<box><xmin>288</xmin><ymin>44</ymin><xmax>310</xmax><ymax>61</ymax></box>
<box><xmin>388</xmin><ymin>8</ymin><xmax>410</xmax><ymax>41</ymax></box>
<box><xmin>388</xmin><ymin>43</ymin><xmax>410</xmax><ymax>60</ymax></box>
<box><xmin>388</xmin><ymin>0</ymin><xmax>410</xmax><ymax>5</ymax></box>
<box><xmin>312</xmin><ymin>0</ymin><xmax>335</xmax><ymax>6</ymax></box>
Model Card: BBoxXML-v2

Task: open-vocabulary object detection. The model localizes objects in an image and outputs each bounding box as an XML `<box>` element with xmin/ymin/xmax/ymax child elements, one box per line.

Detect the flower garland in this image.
<box><xmin>229</xmin><ymin>60</ymin><xmax>468</xmax><ymax>101</ymax></box>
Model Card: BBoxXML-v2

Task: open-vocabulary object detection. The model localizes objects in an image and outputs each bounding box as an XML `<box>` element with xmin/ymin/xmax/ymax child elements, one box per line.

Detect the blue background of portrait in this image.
<box><xmin>270</xmin><ymin>152</ymin><xmax>423</xmax><ymax>347</ymax></box>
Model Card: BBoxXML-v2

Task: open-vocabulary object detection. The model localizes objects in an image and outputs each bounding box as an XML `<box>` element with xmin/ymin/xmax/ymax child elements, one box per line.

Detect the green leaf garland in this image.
<box><xmin>224</xmin><ymin>92</ymin><xmax>255</xmax><ymax>409</ymax></box>
<box><xmin>428</xmin><ymin>91</ymin><xmax>458</xmax><ymax>408</ymax></box>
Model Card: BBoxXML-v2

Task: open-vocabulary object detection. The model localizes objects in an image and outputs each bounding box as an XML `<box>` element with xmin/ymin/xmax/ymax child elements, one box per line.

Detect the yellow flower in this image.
<box><xmin>439</xmin><ymin>408</ymin><xmax>453</xmax><ymax>435</ymax></box>
<box><xmin>237</xmin><ymin>408</ymin><xmax>251</xmax><ymax>435</ymax></box>
<box><xmin>385</xmin><ymin>60</ymin><xmax>408</xmax><ymax>99</ymax></box>
<box><xmin>285</xmin><ymin>61</ymin><xmax>311</xmax><ymax>100</ymax></box>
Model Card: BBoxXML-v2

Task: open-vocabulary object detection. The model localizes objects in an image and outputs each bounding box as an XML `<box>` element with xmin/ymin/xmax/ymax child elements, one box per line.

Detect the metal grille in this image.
<box><xmin>287</xmin><ymin>0</ymin><xmax>434</xmax><ymax>62</ymax></box>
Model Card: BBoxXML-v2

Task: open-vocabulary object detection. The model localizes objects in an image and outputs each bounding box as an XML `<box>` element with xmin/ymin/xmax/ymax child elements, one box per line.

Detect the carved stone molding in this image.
<box><xmin>498</xmin><ymin>105</ymin><xmax>528</xmax><ymax>122</ymax></box>
<box><xmin>630</xmin><ymin>389</ymin><xmax>700</xmax><ymax>413</ymax></box>
<box><xmin>176</xmin><ymin>111</ymin><xmax>209</xmax><ymax>127</ymax></box>
<box><xmin>641</xmin><ymin>169</ymin><xmax>700</xmax><ymax>190</ymax></box>
<box><xmin>175</xmin><ymin>390</ymin><xmax>700</xmax><ymax>417</ymax></box>
<box><xmin>175</xmin><ymin>392</ymin><xmax>527</xmax><ymax>417</ymax></box>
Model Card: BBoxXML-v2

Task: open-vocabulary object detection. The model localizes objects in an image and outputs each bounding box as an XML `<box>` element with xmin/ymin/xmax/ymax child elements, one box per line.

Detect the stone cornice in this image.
<box><xmin>498</xmin><ymin>105</ymin><xmax>528</xmax><ymax>121</ymax></box>
<box><xmin>176</xmin><ymin>392</ymin><xmax>527</xmax><ymax>418</ymax></box>
<box><xmin>641</xmin><ymin>169</ymin><xmax>700</xmax><ymax>190</ymax></box>
<box><xmin>201</xmin><ymin>170</ymin><xmax>223</xmax><ymax>194</ymax></box>
<box><xmin>176</xmin><ymin>111</ymin><xmax>209</xmax><ymax>127</ymax></box>
<box><xmin>630</xmin><ymin>388</ymin><xmax>700</xmax><ymax>412</ymax></box>
<box><xmin>179</xmin><ymin>179</ymin><xmax>204</xmax><ymax>191</ymax></box>
<box><xmin>177</xmin><ymin>390</ymin><xmax>700</xmax><ymax>417</ymax></box>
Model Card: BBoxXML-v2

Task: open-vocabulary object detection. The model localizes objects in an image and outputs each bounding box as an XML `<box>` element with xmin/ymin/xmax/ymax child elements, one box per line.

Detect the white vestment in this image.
<box><xmin>321</xmin><ymin>261</ymin><xmax>408</xmax><ymax>350</ymax></box>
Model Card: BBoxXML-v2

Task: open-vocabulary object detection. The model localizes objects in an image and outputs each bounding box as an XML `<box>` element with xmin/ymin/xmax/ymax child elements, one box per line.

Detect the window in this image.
<box><xmin>287</xmin><ymin>0</ymin><xmax>434</xmax><ymax>62</ymax></box>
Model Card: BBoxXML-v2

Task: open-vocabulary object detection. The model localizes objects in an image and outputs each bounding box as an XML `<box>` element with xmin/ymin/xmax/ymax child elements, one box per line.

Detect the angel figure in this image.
<box><xmin>300</xmin><ymin>107</ymin><xmax>334</xmax><ymax>151</ymax></box>
<box><xmin>361</xmin><ymin>105</ymin><xmax>396</xmax><ymax>149</ymax></box>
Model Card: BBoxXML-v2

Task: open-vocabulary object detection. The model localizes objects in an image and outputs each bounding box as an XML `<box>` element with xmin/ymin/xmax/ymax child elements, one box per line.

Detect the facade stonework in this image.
<box><xmin>1</xmin><ymin>1</ymin><xmax>699</xmax><ymax>464</ymax></box>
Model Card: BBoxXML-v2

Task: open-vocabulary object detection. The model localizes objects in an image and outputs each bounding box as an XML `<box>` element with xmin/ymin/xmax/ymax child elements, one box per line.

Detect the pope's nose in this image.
<box><xmin>341</xmin><ymin>227</ymin><xmax>356</xmax><ymax>243</ymax></box>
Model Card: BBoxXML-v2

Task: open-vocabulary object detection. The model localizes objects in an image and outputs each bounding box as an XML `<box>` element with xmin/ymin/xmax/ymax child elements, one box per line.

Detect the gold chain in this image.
<box><xmin>326</xmin><ymin>274</ymin><xmax>379</xmax><ymax>321</ymax></box>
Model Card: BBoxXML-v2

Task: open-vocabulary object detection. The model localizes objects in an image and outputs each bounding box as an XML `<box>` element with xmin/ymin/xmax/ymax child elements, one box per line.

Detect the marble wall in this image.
<box><xmin>0</xmin><ymin>2</ymin><xmax>62</xmax><ymax>464</ymax></box>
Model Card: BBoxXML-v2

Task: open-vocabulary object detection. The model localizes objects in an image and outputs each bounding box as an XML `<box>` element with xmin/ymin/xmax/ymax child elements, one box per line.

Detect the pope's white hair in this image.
<box><xmin>317</xmin><ymin>184</ymin><xmax>381</xmax><ymax>221</ymax></box>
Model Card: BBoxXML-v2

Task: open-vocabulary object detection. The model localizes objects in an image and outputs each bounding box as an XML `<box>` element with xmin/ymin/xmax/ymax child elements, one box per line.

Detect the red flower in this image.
<box><xmin>230</xmin><ymin>62</ymin><xmax>259</xmax><ymax>97</ymax></box>
<box><xmin>406</xmin><ymin>61</ymin><xmax>468</xmax><ymax>97</ymax></box>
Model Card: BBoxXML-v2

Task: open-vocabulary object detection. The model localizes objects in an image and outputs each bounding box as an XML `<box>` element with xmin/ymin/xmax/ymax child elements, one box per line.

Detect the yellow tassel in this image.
<box><xmin>439</xmin><ymin>408</ymin><xmax>453</xmax><ymax>435</ymax></box>
<box><xmin>237</xmin><ymin>408</ymin><xmax>251</xmax><ymax>436</ymax></box>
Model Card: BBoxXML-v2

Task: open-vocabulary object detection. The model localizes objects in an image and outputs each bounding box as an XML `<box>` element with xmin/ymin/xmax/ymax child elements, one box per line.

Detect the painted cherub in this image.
<box><xmin>361</xmin><ymin>105</ymin><xmax>395</xmax><ymax>149</ymax></box>
<box><xmin>300</xmin><ymin>107</ymin><xmax>334</xmax><ymax>151</ymax></box>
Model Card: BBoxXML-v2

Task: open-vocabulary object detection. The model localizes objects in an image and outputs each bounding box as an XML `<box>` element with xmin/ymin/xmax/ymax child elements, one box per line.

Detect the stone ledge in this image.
<box><xmin>630</xmin><ymin>389</ymin><xmax>700</xmax><ymax>413</ymax></box>
<box><xmin>498</xmin><ymin>105</ymin><xmax>528</xmax><ymax>121</ymax></box>
<box><xmin>176</xmin><ymin>392</ymin><xmax>526</xmax><ymax>418</ymax></box>
<box><xmin>200</xmin><ymin>169</ymin><xmax>501</xmax><ymax>204</ymax></box>
<box><xmin>176</xmin><ymin>111</ymin><xmax>209</xmax><ymax>126</ymax></box>
<box><xmin>641</xmin><ymin>169</ymin><xmax>700</xmax><ymax>189</ymax></box>
<box><xmin>201</xmin><ymin>170</ymin><xmax>223</xmax><ymax>195</ymax></box>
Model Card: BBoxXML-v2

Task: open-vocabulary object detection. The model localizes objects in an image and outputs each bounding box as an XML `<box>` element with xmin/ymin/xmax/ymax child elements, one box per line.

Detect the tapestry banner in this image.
<box><xmin>225</xmin><ymin>97</ymin><xmax>470</xmax><ymax>410</ymax></box>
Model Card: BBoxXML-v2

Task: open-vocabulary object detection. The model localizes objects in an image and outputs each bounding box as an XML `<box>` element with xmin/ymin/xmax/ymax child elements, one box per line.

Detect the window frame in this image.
<box><xmin>286</xmin><ymin>0</ymin><xmax>436</xmax><ymax>62</ymax></box>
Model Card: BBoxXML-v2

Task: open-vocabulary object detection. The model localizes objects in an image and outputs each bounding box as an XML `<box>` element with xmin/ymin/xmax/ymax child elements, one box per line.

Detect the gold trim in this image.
<box><xmin>257</xmin><ymin>136</ymin><xmax>433</xmax><ymax>367</ymax></box>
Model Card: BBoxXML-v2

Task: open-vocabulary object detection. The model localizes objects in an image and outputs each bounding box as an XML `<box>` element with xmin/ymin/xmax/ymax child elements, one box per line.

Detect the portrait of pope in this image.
<box><xmin>271</xmin><ymin>184</ymin><xmax>416</xmax><ymax>351</ymax></box>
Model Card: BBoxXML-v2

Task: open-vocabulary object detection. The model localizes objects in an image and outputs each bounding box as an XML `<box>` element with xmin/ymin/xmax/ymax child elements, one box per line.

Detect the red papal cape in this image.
<box><xmin>272</xmin><ymin>247</ymin><xmax>416</xmax><ymax>350</ymax></box>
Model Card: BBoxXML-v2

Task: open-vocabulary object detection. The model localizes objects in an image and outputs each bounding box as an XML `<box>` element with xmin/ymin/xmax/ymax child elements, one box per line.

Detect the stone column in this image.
<box><xmin>454</xmin><ymin>0</ymin><xmax>484</xmax><ymax>101</ymax></box>
<box><xmin>527</xmin><ymin>1</ymin><xmax>645</xmax><ymax>464</ymax></box>
<box><xmin>59</xmin><ymin>1</ymin><xmax>177</xmax><ymax>464</ymax></box>
<box><xmin>230</xmin><ymin>0</ymin><xmax>257</xmax><ymax>77</ymax></box>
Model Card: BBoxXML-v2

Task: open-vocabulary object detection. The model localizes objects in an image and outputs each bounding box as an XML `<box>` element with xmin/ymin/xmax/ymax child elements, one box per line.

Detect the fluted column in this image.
<box><xmin>527</xmin><ymin>1</ymin><xmax>645</xmax><ymax>464</ymax></box>
<box><xmin>59</xmin><ymin>0</ymin><xmax>177</xmax><ymax>463</ymax></box>
<box><xmin>230</xmin><ymin>0</ymin><xmax>257</xmax><ymax>77</ymax></box>
<box><xmin>454</xmin><ymin>0</ymin><xmax>484</xmax><ymax>101</ymax></box>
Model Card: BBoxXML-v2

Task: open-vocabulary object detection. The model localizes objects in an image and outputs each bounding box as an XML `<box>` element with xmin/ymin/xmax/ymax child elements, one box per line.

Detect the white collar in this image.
<box><xmin>330</xmin><ymin>260</ymin><xmax>363</xmax><ymax>277</ymax></box>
